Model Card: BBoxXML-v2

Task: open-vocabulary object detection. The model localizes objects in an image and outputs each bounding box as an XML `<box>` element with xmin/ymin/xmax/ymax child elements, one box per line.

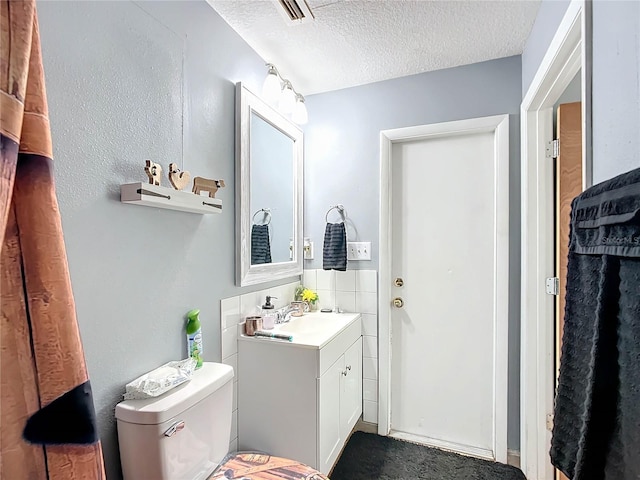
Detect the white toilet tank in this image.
<box><xmin>116</xmin><ymin>362</ymin><xmax>234</xmax><ymax>480</ymax></box>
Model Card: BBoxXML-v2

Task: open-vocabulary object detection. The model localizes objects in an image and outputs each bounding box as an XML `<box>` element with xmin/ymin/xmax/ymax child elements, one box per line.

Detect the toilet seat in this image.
<box><xmin>209</xmin><ymin>452</ymin><xmax>328</xmax><ymax>480</ymax></box>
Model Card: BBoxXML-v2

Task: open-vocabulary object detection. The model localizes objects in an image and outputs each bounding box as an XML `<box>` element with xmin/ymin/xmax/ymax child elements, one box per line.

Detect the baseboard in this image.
<box><xmin>354</xmin><ymin>418</ymin><xmax>378</xmax><ymax>434</ymax></box>
<box><xmin>507</xmin><ymin>449</ymin><xmax>521</xmax><ymax>469</ymax></box>
<box><xmin>351</xmin><ymin>420</ymin><xmax>521</xmax><ymax>470</ymax></box>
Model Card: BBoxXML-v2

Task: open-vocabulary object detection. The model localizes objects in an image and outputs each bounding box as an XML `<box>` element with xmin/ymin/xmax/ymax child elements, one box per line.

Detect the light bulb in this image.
<box><xmin>279</xmin><ymin>82</ymin><xmax>296</xmax><ymax>115</ymax></box>
<box><xmin>262</xmin><ymin>68</ymin><xmax>281</xmax><ymax>105</ymax></box>
<box><xmin>292</xmin><ymin>96</ymin><xmax>308</xmax><ymax>124</ymax></box>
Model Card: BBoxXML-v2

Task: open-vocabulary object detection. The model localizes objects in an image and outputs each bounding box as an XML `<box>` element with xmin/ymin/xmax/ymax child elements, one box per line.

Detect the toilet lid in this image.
<box><xmin>208</xmin><ymin>452</ymin><xmax>329</xmax><ymax>480</ymax></box>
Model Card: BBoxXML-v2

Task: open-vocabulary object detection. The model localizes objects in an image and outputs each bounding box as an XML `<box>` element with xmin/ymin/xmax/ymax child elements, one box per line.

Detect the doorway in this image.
<box><xmin>378</xmin><ymin>115</ymin><xmax>510</xmax><ymax>463</ymax></box>
<box><xmin>520</xmin><ymin>2</ymin><xmax>590</xmax><ymax>479</ymax></box>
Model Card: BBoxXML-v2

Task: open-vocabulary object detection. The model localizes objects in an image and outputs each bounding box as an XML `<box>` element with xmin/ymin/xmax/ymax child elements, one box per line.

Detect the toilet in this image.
<box><xmin>115</xmin><ymin>362</ymin><xmax>327</xmax><ymax>480</ymax></box>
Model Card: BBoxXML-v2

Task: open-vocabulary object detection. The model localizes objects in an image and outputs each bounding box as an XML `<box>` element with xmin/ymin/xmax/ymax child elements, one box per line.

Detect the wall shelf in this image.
<box><xmin>120</xmin><ymin>182</ymin><xmax>222</xmax><ymax>215</ymax></box>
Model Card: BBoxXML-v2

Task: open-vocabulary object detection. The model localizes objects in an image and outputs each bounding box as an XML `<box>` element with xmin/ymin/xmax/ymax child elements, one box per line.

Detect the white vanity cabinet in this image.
<box><xmin>238</xmin><ymin>313</ymin><xmax>362</xmax><ymax>475</ymax></box>
<box><xmin>318</xmin><ymin>335</ymin><xmax>362</xmax><ymax>473</ymax></box>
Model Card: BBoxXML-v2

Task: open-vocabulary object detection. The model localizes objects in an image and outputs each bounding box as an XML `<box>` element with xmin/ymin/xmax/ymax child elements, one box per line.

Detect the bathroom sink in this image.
<box><xmin>258</xmin><ymin>312</ymin><xmax>360</xmax><ymax>348</ymax></box>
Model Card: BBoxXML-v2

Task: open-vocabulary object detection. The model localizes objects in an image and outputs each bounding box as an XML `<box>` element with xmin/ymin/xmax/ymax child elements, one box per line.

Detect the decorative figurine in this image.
<box><xmin>192</xmin><ymin>177</ymin><xmax>225</xmax><ymax>198</ymax></box>
<box><xmin>168</xmin><ymin>163</ymin><xmax>191</xmax><ymax>191</ymax></box>
<box><xmin>144</xmin><ymin>160</ymin><xmax>163</xmax><ymax>186</ymax></box>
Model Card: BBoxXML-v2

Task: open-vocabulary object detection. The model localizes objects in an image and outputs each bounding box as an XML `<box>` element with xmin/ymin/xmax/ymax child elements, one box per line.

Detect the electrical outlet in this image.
<box><xmin>347</xmin><ymin>242</ymin><xmax>371</xmax><ymax>261</ymax></box>
<box><xmin>304</xmin><ymin>239</ymin><xmax>314</xmax><ymax>259</ymax></box>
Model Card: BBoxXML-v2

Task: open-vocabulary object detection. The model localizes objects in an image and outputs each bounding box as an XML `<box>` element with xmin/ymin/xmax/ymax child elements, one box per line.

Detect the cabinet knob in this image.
<box><xmin>394</xmin><ymin>277</ymin><xmax>404</xmax><ymax>287</ymax></box>
<box><xmin>342</xmin><ymin>370</ymin><xmax>348</xmax><ymax>376</ymax></box>
<box><xmin>393</xmin><ymin>297</ymin><xmax>404</xmax><ymax>308</ymax></box>
<box><xmin>346</xmin><ymin>365</ymin><xmax>351</xmax><ymax>371</ymax></box>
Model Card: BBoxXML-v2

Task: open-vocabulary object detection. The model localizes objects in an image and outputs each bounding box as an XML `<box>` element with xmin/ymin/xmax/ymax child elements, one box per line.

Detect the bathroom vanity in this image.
<box><xmin>238</xmin><ymin>312</ymin><xmax>362</xmax><ymax>475</ymax></box>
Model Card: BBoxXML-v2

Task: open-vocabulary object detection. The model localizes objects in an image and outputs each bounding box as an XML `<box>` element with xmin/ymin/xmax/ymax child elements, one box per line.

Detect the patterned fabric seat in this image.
<box><xmin>210</xmin><ymin>452</ymin><xmax>329</xmax><ymax>480</ymax></box>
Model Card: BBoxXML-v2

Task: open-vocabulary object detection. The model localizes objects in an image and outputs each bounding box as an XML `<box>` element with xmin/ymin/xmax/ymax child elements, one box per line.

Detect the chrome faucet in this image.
<box><xmin>275</xmin><ymin>302</ymin><xmax>305</xmax><ymax>324</ymax></box>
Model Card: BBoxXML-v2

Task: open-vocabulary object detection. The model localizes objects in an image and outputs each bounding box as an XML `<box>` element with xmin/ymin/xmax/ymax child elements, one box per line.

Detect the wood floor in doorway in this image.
<box><xmin>330</xmin><ymin>432</ymin><xmax>525</xmax><ymax>480</ymax></box>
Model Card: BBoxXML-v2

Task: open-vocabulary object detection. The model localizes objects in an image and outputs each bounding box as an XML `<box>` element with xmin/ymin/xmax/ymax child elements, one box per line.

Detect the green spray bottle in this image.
<box><xmin>186</xmin><ymin>309</ymin><xmax>203</xmax><ymax>369</ymax></box>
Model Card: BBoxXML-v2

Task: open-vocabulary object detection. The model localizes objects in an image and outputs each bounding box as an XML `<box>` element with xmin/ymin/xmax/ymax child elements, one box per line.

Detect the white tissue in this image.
<box><xmin>123</xmin><ymin>358</ymin><xmax>197</xmax><ymax>400</ymax></box>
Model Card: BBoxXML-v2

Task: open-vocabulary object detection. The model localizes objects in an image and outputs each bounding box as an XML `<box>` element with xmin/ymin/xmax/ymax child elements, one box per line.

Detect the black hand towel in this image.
<box><xmin>323</xmin><ymin>222</ymin><xmax>347</xmax><ymax>271</ymax></box>
<box><xmin>550</xmin><ymin>167</ymin><xmax>640</xmax><ymax>480</ymax></box>
<box><xmin>251</xmin><ymin>224</ymin><xmax>272</xmax><ymax>265</ymax></box>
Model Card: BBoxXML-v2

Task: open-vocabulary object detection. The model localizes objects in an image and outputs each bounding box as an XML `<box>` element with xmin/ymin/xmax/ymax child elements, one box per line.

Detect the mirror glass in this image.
<box><xmin>250</xmin><ymin>113</ymin><xmax>294</xmax><ymax>264</ymax></box>
<box><xmin>236</xmin><ymin>83</ymin><xmax>303</xmax><ymax>286</ymax></box>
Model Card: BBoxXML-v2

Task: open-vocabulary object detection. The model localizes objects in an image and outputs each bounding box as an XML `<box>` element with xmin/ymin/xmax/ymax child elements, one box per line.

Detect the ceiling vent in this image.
<box><xmin>273</xmin><ymin>0</ymin><xmax>315</xmax><ymax>24</ymax></box>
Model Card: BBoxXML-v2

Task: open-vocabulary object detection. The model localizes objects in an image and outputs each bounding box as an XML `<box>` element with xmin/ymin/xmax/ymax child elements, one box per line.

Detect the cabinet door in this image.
<box><xmin>341</xmin><ymin>337</ymin><xmax>363</xmax><ymax>438</ymax></box>
<box><xmin>318</xmin><ymin>355</ymin><xmax>343</xmax><ymax>474</ymax></box>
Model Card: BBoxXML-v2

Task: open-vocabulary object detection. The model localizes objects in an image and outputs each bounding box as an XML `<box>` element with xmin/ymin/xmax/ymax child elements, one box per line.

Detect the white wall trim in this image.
<box><xmin>520</xmin><ymin>2</ymin><xmax>587</xmax><ymax>479</ymax></box>
<box><xmin>378</xmin><ymin>114</ymin><xmax>510</xmax><ymax>463</ymax></box>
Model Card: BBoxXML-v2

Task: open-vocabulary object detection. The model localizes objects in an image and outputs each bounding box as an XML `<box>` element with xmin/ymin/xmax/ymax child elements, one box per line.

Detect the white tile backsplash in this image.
<box><xmin>363</xmin><ymin>400</ymin><xmax>378</xmax><ymax>423</ymax></box>
<box><xmin>363</xmin><ymin>379</ymin><xmax>378</xmax><ymax>402</ymax></box>
<box><xmin>335</xmin><ymin>270</ymin><xmax>356</xmax><ymax>292</ymax></box>
<box><xmin>240</xmin><ymin>291</ymin><xmax>262</xmax><ymax>318</ymax></box>
<box><xmin>221</xmin><ymin>326</ymin><xmax>237</xmax><ymax>360</ymax></box>
<box><xmin>363</xmin><ymin>356</ymin><xmax>378</xmax><ymax>380</ymax></box>
<box><xmin>355</xmin><ymin>270</ymin><xmax>377</xmax><ymax>293</ymax></box>
<box><xmin>316</xmin><ymin>269</ymin><xmax>336</xmax><ymax>290</ymax></box>
<box><xmin>303</xmin><ymin>270</ymin><xmax>317</xmax><ymax>290</ymax></box>
<box><xmin>223</xmin><ymin>354</ymin><xmax>238</xmax><ymax>381</ymax></box>
<box><xmin>335</xmin><ymin>291</ymin><xmax>356</xmax><ymax>313</ymax></box>
<box><xmin>221</xmin><ymin>296</ymin><xmax>242</xmax><ymax>330</ymax></box>
<box><xmin>363</xmin><ymin>335</ymin><xmax>378</xmax><ymax>358</ymax></box>
<box><xmin>362</xmin><ymin>313</ymin><xmax>377</xmax><ymax>336</ymax></box>
<box><xmin>356</xmin><ymin>291</ymin><xmax>378</xmax><ymax>315</ymax></box>
<box><xmin>316</xmin><ymin>288</ymin><xmax>335</xmax><ymax>310</ymax></box>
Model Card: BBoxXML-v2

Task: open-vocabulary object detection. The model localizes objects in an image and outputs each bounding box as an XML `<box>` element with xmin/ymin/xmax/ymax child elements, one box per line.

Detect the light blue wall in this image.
<box><xmin>592</xmin><ymin>0</ymin><xmax>640</xmax><ymax>183</ymax></box>
<box><xmin>37</xmin><ymin>2</ymin><xmax>295</xmax><ymax>478</ymax></box>
<box><xmin>304</xmin><ymin>55</ymin><xmax>523</xmax><ymax>450</ymax></box>
<box><xmin>521</xmin><ymin>0</ymin><xmax>571</xmax><ymax>95</ymax></box>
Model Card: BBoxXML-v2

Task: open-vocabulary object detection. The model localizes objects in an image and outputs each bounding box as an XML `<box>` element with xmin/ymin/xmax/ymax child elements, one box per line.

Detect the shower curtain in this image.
<box><xmin>1</xmin><ymin>2</ymin><xmax>105</xmax><ymax>478</ymax></box>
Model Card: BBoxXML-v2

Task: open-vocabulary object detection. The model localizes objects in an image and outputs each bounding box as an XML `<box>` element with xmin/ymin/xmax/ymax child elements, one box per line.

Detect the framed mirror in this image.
<box><xmin>235</xmin><ymin>83</ymin><xmax>303</xmax><ymax>286</ymax></box>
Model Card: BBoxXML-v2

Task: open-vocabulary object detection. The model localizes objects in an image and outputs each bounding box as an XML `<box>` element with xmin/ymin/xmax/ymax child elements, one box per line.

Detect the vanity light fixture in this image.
<box><xmin>261</xmin><ymin>63</ymin><xmax>308</xmax><ymax>125</ymax></box>
<box><xmin>292</xmin><ymin>94</ymin><xmax>308</xmax><ymax>124</ymax></box>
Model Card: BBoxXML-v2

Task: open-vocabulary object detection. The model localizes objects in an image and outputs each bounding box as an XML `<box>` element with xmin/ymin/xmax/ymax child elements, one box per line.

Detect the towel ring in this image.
<box><xmin>325</xmin><ymin>204</ymin><xmax>346</xmax><ymax>223</ymax></box>
<box><xmin>252</xmin><ymin>208</ymin><xmax>271</xmax><ymax>225</ymax></box>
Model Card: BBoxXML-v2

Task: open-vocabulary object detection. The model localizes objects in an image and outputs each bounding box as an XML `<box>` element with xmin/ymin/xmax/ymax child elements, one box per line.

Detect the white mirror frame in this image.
<box><xmin>235</xmin><ymin>83</ymin><xmax>304</xmax><ymax>286</ymax></box>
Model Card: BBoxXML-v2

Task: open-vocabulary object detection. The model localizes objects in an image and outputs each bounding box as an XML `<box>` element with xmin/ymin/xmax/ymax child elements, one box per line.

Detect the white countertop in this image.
<box><xmin>238</xmin><ymin>312</ymin><xmax>361</xmax><ymax>349</ymax></box>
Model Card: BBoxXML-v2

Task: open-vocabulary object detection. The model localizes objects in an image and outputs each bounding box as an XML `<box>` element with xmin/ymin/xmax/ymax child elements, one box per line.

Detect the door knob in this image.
<box><xmin>393</xmin><ymin>297</ymin><xmax>404</xmax><ymax>308</ymax></box>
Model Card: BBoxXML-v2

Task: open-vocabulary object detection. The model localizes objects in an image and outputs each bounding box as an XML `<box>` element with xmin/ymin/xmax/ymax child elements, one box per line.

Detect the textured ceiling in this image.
<box><xmin>207</xmin><ymin>0</ymin><xmax>540</xmax><ymax>95</ymax></box>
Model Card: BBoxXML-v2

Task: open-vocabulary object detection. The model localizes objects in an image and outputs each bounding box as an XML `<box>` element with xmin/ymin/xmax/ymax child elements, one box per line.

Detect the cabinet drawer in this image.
<box><xmin>318</xmin><ymin>315</ymin><xmax>361</xmax><ymax>377</ymax></box>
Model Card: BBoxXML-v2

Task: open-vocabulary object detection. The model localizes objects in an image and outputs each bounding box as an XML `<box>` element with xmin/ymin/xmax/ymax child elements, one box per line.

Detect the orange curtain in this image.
<box><xmin>1</xmin><ymin>1</ymin><xmax>105</xmax><ymax>478</ymax></box>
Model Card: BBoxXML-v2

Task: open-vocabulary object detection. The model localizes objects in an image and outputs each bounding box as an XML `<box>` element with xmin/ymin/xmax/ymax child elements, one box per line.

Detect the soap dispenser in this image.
<box><xmin>261</xmin><ymin>295</ymin><xmax>276</xmax><ymax>330</ymax></box>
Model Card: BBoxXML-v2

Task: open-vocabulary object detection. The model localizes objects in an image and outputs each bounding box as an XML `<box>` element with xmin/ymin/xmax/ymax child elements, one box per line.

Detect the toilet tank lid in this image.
<box><xmin>115</xmin><ymin>362</ymin><xmax>234</xmax><ymax>425</ymax></box>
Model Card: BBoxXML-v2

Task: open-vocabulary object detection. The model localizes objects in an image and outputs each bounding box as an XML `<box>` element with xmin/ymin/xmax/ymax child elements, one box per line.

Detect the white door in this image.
<box><xmin>381</xmin><ymin>115</ymin><xmax>509</xmax><ymax>462</ymax></box>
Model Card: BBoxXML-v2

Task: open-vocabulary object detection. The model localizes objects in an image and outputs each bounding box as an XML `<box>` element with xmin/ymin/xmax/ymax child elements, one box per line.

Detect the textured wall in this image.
<box><xmin>36</xmin><ymin>2</ymin><xmax>294</xmax><ymax>478</ymax></box>
<box><xmin>304</xmin><ymin>55</ymin><xmax>523</xmax><ymax>449</ymax></box>
<box><xmin>521</xmin><ymin>0</ymin><xmax>571</xmax><ymax>96</ymax></box>
<box><xmin>592</xmin><ymin>0</ymin><xmax>640</xmax><ymax>183</ymax></box>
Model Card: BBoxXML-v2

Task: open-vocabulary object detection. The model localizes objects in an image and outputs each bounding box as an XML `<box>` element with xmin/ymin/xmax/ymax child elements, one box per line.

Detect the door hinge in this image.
<box><xmin>546</xmin><ymin>277</ymin><xmax>559</xmax><ymax>295</ymax></box>
<box><xmin>546</xmin><ymin>139</ymin><xmax>560</xmax><ymax>159</ymax></box>
<box><xmin>546</xmin><ymin>413</ymin><xmax>554</xmax><ymax>431</ymax></box>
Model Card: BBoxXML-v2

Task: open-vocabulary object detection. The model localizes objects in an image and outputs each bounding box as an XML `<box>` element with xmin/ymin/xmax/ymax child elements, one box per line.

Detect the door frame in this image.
<box><xmin>378</xmin><ymin>114</ymin><xmax>510</xmax><ymax>463</ymax></box>
<box><xmin>520</xmin><ymin>2</ymin><xmax>591</xmax><ymax>478</ymax></box>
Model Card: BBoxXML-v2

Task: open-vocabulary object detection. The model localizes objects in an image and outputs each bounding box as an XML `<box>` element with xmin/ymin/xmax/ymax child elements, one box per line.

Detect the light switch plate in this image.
<box><xmin>347</xmin><ymin>242</ymin><xmax>371</xmax><ymax>260</ymax></box>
